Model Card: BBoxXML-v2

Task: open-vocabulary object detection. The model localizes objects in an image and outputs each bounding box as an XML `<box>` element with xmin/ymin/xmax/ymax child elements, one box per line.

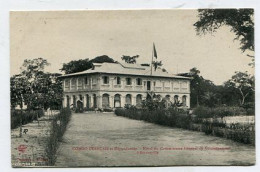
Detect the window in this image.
<box><xmin>84</xmin><ymin>77</ymin><xmax>88</xmax><ymax>84</ymax></box>
<box><xmin>116</xmin><ymin>77</ymin><xmax>121</xmax><ymax>85</ymax></box>
<box><xmin>181</xmin><ymin>81</ymin><xmax>188</xmax><ymax>88</ymax></box>
<box><xmin>126</xmin><ymin>78</ymin><xmax>132</xmax><ymax>85</ymax></box>
<box><xmin>136</xmin><ymin>78</ymin><xmax>142</xmax><ymax>85</ymax></box>
<box><xmin>65</xmin><ymin>79</ymin><xmax>70</xmax><ymax>87</ymax></box>
<box><xmin>103</xmin><ymin>76</ymin><xmax>109</xmax><ymax>84</ymax></box>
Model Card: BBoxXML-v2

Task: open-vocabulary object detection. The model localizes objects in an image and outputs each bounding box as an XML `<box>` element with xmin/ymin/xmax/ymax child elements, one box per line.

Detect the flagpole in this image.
<box><xmin>150</xmin><ymin>43</ymin><xmax>154</xmax><ymax>75</ymax></box>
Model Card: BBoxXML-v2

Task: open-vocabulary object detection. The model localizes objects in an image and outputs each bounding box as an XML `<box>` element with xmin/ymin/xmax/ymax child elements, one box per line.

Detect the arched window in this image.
<box><xmin>165</xmin><ymin>95</ymin><xmax>170</xmax><ymax>101</ymax></box>
<box><xmin>102</xmin><ymin>94</ymin><xmax>110</xmax><ymax>108</ymax></box>
<box><xmin>136</xmin><ymin>94</ymin><xmax>142</xmax><ymax>107</ymax></box>
<box><xmin>174</xmin><ymin>95</ymin><xmax>179</xmax><ymax>104</ymax></box>
<box><xmin>114</xmin><ymin>94</ymin><xmax>121</xmax><ymax>107</ymax></box>
<box><xmin>125</xmin><ymin>94</ymin><xmax>132</xmax><ymax>105</ymax></box>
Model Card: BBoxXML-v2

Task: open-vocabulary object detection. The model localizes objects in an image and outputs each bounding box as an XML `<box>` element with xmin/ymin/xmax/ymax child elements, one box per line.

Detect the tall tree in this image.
<box><xmin>121</xmin><ymin>55</ymin><xmax>139</xmax><ymax>64</ymax></box>
<box><xmin>60</xmin><ymin>55</ymin><xmax>116</xmax><ymax>74</ymax></box>
<box><xmin>10</xmin><ymin>75</ymin><xmax>27</xmax><ymax>109</ymax></box>
<box><xmin>14</xmin><ymin>58</ymin><xmax>63</xmax><ymax>110</ymax></box>
<box><xmin>194</xmin><ymin>9</ymin><xmax>254</xmax><ymax>65</ymax></box>
<box><xmin>224</xmin><ymin>71</ymin><xmax>254</xmax><ymax>105</ymax></box>
<box><xmin>178</xmin><ymin>67</ymin><xmax>218</xmax><ymax>107</ymax></box>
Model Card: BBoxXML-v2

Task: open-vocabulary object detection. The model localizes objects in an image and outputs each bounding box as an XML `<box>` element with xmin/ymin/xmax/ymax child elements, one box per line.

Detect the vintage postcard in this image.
<box><xmin>10</xmin><ymin>9</ymin><xmax>255</xmax><ymax>167</ymax></box>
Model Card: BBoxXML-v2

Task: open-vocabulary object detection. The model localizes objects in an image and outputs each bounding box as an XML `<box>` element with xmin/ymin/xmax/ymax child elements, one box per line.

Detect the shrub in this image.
<box><xmin>193</xmin><ymin>106</ymin><xmax>247</xmax><ymax>119</ymax></box>
<box><xmin>212</xmin><ymin>106</ymin><xmax>246</xmax><ymax>118</ymax></box>
<box><xmin>193</xmin><ymin>106</ymin><xmax>212</xmax><ymax>118</ymax></box>
<box><xmin>103</xmin><ymin>108</ymin><xmax>114</xmax><ymax>112</ymax></box>
<box><xmin>114</xmin><ymin>105</ymin><xmax>189</xmax><ymax>129</ymax></box>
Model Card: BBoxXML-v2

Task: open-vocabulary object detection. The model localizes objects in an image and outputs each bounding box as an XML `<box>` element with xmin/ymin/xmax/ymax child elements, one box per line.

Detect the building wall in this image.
<box><xmin>62</xmin><ymin>73</ymin><xmax>191</xmax><ymax>109</ymax></box>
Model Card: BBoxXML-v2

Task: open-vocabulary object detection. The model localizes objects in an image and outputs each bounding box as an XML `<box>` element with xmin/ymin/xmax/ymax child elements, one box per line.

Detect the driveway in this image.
<box><xmin>55</xmin><ymin>112</ymin><xmax>255</xmax><ymax>166</ymax></box>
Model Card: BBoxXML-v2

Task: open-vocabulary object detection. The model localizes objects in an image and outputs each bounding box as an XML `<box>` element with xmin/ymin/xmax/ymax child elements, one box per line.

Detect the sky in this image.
<box><xmin>10</xmin><ymin>10</ymin><xmax>254</xmax><ymax>85</ymax></box>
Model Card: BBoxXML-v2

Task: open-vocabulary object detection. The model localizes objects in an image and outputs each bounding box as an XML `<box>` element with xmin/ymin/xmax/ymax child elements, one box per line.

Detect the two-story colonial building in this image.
<box><xmin>59</xmin><ymin>62</ymin><xmax>191</xmax><ymax>109</ymax></box>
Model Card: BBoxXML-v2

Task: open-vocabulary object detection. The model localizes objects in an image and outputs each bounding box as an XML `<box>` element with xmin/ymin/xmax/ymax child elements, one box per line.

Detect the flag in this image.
<box><xmin>153</xmin><ymin>43</ymin><xmax>157</xmax><ymax>59</ymax></box>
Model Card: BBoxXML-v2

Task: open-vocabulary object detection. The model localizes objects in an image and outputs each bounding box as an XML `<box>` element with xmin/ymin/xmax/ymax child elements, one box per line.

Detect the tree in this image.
<box><xmin>90</xmin><ymin>55</ymin><xmax>115</xmax><ymax>64</ymax></box>
<box><xmin>14</xmin><ymin>58</ymin><xmax>63</xmax><ymax>110</ymax></box>
<box><xmin>121</xmin><ymin>55</ymin><xmax>139</xmax><ymax>64</ymax></box>
<box><xmin>224</xmin><ymin>71</ymin><xmax>254</xmax><ymax>105</ymax></box>
<box><xmin>10</xmin><ymin>75</ymin><xmax>27</xmax><ymax>109</ymax></box>
<box><xmin>178</xmin><ymin>67</ymin><xmax>218</xmax><ymax>107</ymax></box>
<box><xmin>152</xmin><ymin>61</ymin><xmax>162</xmax><ymax>71</ymax></box>
<box><xmin>194</xmin><ymin>9</ymin><xmax>254</xmax><ymax>65</ymax></box>
<box><xmin>60</xmin><ymin>55</ymin><xmax>116</xmax><ymax>74</ymax></box>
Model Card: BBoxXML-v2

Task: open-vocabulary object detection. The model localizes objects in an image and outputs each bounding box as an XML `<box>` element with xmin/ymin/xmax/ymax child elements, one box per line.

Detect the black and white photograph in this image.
<box><xmin>9</xmin><ymin>9</ymin><xmax>255</xmax><ymax>167</ymax></box>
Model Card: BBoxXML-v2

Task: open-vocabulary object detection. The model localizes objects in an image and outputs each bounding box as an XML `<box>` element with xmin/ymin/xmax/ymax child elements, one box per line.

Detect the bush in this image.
<box><xmin>193</xmin><ymin>106</ymin><xmax>212</xmax><ymax>118</ymax></box>
<box><xmin>11</xmin><ymin>109</ymin><xmax>45</xmax><ymax>129</ymax></box>
<box><xmin>103</xmin><ymin>108</ymin><xmax>114</xmax><ymax>112</ymax></box>
<box><xmin>115</xmin><ymin>106</ymin><xmax>189</xmax><ymax>129</ymax></box>
<box><xmin>193</xmin><ymin>106</ymin><xmax>247</xmax><ymax>119</ymax></box>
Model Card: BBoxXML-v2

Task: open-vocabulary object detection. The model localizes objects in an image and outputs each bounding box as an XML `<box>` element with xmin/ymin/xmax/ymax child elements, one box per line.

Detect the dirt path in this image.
<box><xmin>55</xmin><ymin>112</ymin><xmax>255</xmax><ymax>166</ymax></box>
<box><xmin>11</xmin><ymin>114</ymin><xmax>56</xmax><ymax>167</ymax></box>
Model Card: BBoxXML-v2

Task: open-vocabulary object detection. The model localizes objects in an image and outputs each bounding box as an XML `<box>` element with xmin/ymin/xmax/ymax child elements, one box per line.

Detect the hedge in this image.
<box><xmin>11</xmin><ymin>109</ymin><xmax>44</xmax><ymax>129</ymax></box>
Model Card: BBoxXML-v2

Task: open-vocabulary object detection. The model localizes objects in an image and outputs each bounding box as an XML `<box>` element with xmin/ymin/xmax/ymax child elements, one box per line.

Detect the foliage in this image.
<box><xmin>179</xmin><ymin>68</ymin><xmax>255</xmax><ymax>108</ymax></box>
<box><xmin>121</xmin><ymin>55</ymin><xmax>139</xmax><ymax>64</ymax></box>
<box><xmin>45</xmin><ymin>108</ymin><xmax>72</xmax><ymax>165</ymax></box>
<box><xmin>141</xmin><ymin>96</ymin><xmax>167</xmax><ymax>111</ymax></box>
<box><xmin>11</xmin><ymin>58</ymin><xmax>63</xmax><ymax>110</ymax></box>
<box><xmin>152</xmin><ymin>61</ymin><xmax>162</xmax><ymax>71</ymax></box>
<box><xmin>178</xmin><ymin>67</ymin><xmax>218</xmax><ymax>107</ymax></box>
<box><xmin>10</xmin><ymin>75</ymin><xmax>27</xmax><ymax>109</ymax></box>
<box><xmin>194</xmin><ymin>9</ymin><xmax>254</xmax><ymax>55</ymax></box>
<box><xmin>11</xmin><ymin>109</ymin><xmax>44</xmax><ymax>129</ymax></box>
<box><xmin>115</xmin><ymin>104</ymin><xmax>189</xmax><ymax>129</ymax></box>
<box><xmin>60</xmin><ymin>55</ymin><xmax>116</xmax><ymax>74</ymax></box>
<box><xmin>224</xmin><ymin>71</ymin><xmax>254</xmax><ymax>105</ymax></box>
<box><xmin>115</xmin><ymin>102</ymin><xmax>254</xmax><ymax>145</ymax></box>
<box><xmin>193</xmin><ymin>106</ymin><xmax>247</xmax><ymax>119</ymax></box>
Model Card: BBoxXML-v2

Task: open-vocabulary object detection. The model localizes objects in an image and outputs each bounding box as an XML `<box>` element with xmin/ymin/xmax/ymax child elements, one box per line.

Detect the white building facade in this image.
<box><xmin>60</xmin><ymin>62</ymin><xmax>191</xmax><ymax>109</ymax></box>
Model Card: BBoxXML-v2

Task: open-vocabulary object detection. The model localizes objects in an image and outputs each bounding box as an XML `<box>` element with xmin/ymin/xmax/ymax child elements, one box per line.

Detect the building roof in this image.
<box><xmin>60</xmin><ymin>62</ymin><xmax>191</xmax><ymax>80</ymax></box>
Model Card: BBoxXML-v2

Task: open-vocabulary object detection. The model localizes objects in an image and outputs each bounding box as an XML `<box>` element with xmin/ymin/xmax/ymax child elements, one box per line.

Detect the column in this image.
<box><xmin>121</xmin><ymin>95</ymin><xmax>126</xmax><ymax>107</ymax></box>
<box><xmin>132</xmin><ymin>96</ymin><xmax>136</xmax><ymax>106</ymax></box>
<box><xmin>90</xmin><ymin>77</ymin><xmax>92</xmax><ymax>90</ymax></box>
<box><xmin>69</xmin><ymin>78</ymin><xmax>72</xmax><ymax>90</ymax></box>
<box><xmin>75</xmin><ymin>95</ymin><xmax>79</xmax><ymax>108</ymax></box>
<box><xmin>82</xmin><ymin>95</ymin><xmax>86</xmax><ymax>108</ymax></box>
<box><xmin>89</xmin><ymin>95</ymin><xmax>93</xmax><ymax>108</ymax></box>
<box><xmin>62</xmin><ymin>95</ymin><xmax>66</xmax><ymax>107</ymax></box>
<box><xmin>97</xmin><ymin>95</ymin><xmax>102</xmax><ymax>109</ymax></box>
<box><xmin>76</xmin><ymin>78</ymin><xmax>78</xmax><ymax>90</ymax></box>
<box><xmin>70</xmin><ymin>95</ymin><xmax>73</xmax><ymax>107</ymax></box>
<box><xmin>110</xmin><ymin>96</ymin><xmax>114</xmax><ymax>108</ymax></box>
<box><xmin>187</xmin><ymin>94</ymin><xmax>190</xmax><ymax>108</ymax></box>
